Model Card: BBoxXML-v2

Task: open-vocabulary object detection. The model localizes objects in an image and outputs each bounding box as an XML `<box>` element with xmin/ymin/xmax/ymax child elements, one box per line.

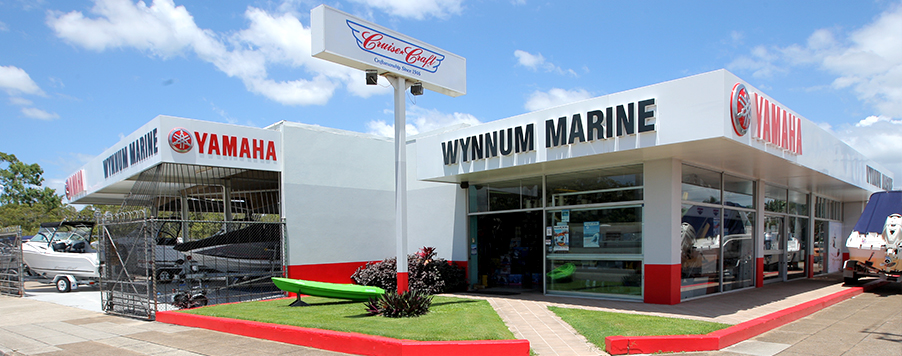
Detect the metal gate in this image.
<box><xmin>0</xmin><ymin>226</ymin><xmax>24</xmax><ymax>297</ymax></box>
<box><xmin>99</xmin><ymin>213</ymin><xmax>285</xmax><ymax>320</ymax></box>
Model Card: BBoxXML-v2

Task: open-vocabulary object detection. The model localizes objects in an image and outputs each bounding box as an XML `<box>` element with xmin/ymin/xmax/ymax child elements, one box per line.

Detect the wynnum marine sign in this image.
<box><xmin>442</xmin><ymin>98</ymin><xmax>656</xmax><ymax>165</ymax></box>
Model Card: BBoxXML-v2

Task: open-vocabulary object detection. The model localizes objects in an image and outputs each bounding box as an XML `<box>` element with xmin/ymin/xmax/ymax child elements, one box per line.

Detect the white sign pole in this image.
<box><xmin>311</xmin><ymin>4</ymin><xmax>464</xmax><ymax>294</ymax></box>
<box><xmin>391</xmin><ymin>75</ymin><xmax>409</xmax><ymax>294</ymax></box>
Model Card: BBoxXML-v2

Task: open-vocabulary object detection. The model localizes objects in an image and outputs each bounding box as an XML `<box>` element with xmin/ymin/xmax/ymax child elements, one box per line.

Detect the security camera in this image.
<box><xmin>411</xmin><ymin>82</ymin><xmax>424</xmax><ymax>96</ymax></box>
<box><xmin>365</xmin><ymin>70</ymin><xmax>378</xmax><ymax>85</ymax></box>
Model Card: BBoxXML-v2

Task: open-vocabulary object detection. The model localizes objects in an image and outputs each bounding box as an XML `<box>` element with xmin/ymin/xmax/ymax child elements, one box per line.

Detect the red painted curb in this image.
<box><xmin>155</xmin><ymin>311</ymin><xmax>529</xmax><ymax>356</ymax></box>
<box><xmin>605</xmin><ymin>281</ymin><xmax>886</xmax><ymax>355</ymax></box>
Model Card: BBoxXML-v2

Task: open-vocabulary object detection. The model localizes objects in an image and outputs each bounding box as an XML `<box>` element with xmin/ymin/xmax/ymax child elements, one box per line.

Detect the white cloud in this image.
<box><xmin>0</xmin><ymin>20</ymin><xmax>8</xmax><ymax>31</ymax></box>
<box><xmin>514</xmin><ymin>50</ymin><xmax>578</xmax><ymax>77</ymax></box>
<box><xmin>835</xmin><ymin>119</ymin><xmax>902</xmax><ymax>183</ymax></box>
<box><xmin>524</xmin><ymin>88</ymin><xmax>593</xmax><ymax>112</ymax></box>
<box><xmin>349</xmin><ymin>0</ymin><xmax>463</xmax><ymax>20</ymax></box>
<box><xmin>366</xmin><ymin>106</ymin><xmax>481</xmax><ymax>137</ymax></box>
<box><xmin>730</xmin><ymin>30</ymin><xmax>744</xmax><ymax>44</ymax></box>
<box><xmin>727</xmin><ymin>45</ymin><xmax>784</xmax><ymax>78</ymax></box>
<box><xmin>514</xmin><ymin>50</ymin><xmax>545</xmax><ymax>69</ymax></box>
<box><xmin>46</xmin><ymin>0</ymin><xmax>388</xmax><ymax>106</ymax></box>
<box><xmin>9</xmin><ymin>97</ymin><xmax>33</xmax><ymax>106</ymax></box>
<box><xmin>855</xmin><ymin>115</ymin><xmax>902</xmax><ymax>127</ymax></box>
<box><xmin>21</xmin><ymin>107</ymin><xmax>59</xmax><ymax>120</ymax></box>
<box><xmin>0</xmin><ymin>65</ymin><xmax>44</xmax><ymax>95</ymax></box>
<box><xmin>730</xmin><ymin>2</ymin><xmax>902</xmax><ymax>118</ymax></box>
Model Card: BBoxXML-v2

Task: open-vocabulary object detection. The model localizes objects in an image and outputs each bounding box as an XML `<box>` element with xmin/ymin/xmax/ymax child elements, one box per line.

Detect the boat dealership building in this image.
<box><xmin>67</xmin><ymin>69</ymin><xmax>894</xmax><ymax>305</ymax></box>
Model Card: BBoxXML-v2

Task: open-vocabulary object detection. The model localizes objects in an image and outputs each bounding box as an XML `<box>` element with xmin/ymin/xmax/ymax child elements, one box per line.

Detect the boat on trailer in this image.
<box><xmin>21</xmin><ymin>221</ymin><xmax>99</xmax><ymax>292</ymax></box>
<box><xmin>844</xmin><ymin>191</ymin><xmax>902</xmax><ymax>283</ymax></box>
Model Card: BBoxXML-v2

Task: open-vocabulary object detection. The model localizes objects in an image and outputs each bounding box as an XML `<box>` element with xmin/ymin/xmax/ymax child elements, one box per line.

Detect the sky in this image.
<box><xmin>1</xmin><ymin>0</ymin><xmax>901</xmax><ymax>203</ymax></box>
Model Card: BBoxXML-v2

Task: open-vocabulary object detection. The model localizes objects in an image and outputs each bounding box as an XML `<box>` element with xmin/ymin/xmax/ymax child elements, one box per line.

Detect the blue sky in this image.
<box><xmin>1</xmin><ymin>0</ymin><xmax>901</xmax><ymax>202</ymax></box>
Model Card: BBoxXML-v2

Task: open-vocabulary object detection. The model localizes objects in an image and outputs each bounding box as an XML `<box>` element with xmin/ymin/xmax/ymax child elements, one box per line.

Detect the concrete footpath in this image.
<box><xmin>0</xmin><ymin>283</ymin><xmax>349</xmax><ymax>356</ymax></box>
<box><xmin>451</xmin><ymin>274</ymin><xmax>899</xmax><ymax>355</ymax></box>
<box><xmin>686</xmin><ymin>282</ymin><xmax>902</xmax><ymax>356</ymax></box>
<box><xmin>1</xmin><ymin>274</ymin><xmax>898</xmax><ymax>356</ymax></box>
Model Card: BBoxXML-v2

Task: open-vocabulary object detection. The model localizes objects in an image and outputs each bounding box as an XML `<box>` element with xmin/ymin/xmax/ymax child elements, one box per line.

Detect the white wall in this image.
<box><xmin>277</xmin><ymin>123</ymin><xmax>395</xmax><ymax>266</ymax></box>
<box><xmin>406</xmin><ymin>141</ymin><xmax>469</xmax><ymax>262</ymax></box>
<box><xmin>276</xmin><ymin>122</ymin><xmax>465</xmax><ymax>266</ymax></box>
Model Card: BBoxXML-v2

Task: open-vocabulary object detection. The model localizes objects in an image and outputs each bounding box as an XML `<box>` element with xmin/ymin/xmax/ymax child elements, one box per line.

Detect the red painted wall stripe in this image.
<box><xmin>156</xmin><ymin>311</ymin><xmax>529</xmax><ymax>356</ymax></box>
<box><xmin>643</xmin><ymin>264</ymin><xmax>680</xmax><ymax>305</ymax></box>
<box><xmin>287</xmin><ymin>261</ymin><xmax>469</xmax><ymax>285</ymax></box>
<box><xmin>756</xmin><ymin>257</ymin><xmax>764</xmax><ymax>287</ymax></box>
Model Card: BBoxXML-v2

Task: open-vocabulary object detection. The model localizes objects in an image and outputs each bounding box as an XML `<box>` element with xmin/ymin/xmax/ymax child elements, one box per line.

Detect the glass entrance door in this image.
<box><xmin>763</xmin><ymin>215</ymin><xmax>784</xmax><ymax>282</ymax></box>
<box><xmin>472</xmin><ymin>211</ymin><xmax>543</xmax><ymax>290</ymax></box>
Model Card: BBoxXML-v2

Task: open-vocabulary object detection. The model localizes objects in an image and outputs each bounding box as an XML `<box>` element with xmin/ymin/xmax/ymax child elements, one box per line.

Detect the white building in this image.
<box><xmin>68</xmin><ymin>69</ymin><xmax>892</xmax><ymax>305</ymax></box>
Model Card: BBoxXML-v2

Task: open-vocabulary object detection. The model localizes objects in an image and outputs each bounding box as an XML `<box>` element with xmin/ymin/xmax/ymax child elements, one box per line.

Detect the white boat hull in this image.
<box><xmin>22</xmin><ymin>242</ymin><xmax>99</xmax><ymax>279</ymax></box>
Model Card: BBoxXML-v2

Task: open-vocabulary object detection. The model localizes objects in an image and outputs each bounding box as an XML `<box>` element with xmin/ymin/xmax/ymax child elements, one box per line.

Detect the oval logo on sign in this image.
<box><xmin>730</xmin><ymin>83</ymin><xmax>751</xmax><ymax>136</ymax></box>
<box><xmin>168</xmin><ymin>127</ymin><xmax>193</xmax><ymax>154</ymax></box>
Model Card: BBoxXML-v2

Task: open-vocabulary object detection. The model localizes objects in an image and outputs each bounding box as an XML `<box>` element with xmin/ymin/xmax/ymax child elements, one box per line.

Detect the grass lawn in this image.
<box><xmin>179</xmin><ymin>296</ymin><xmax>515</xmax><ymax>341</ymax></box>
<box><xmin>549</xmin><ymin>306</ymin><xmax>730</xmax><ymax>349</ymax></box>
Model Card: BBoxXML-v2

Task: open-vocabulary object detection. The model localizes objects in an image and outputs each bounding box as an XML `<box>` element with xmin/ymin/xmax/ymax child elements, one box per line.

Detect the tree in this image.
<box><xmin>0</xmin><ymin>203</ymin><xmax>77</xmax><ymax>235</ymax></box>
<box><xmin>0</xmin><ymin>152</ymin><xmax>62</xmax><ymax>210</ymax></box>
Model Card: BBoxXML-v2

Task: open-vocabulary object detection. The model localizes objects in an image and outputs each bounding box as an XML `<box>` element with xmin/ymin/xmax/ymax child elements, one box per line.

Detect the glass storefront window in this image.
<box><xmin>815</xmin><ymin>196</ymin><xmax>842</xmax><ymax>220</ymax></box>
<box><xmin>722</xmin><ymin>209</ymin><xmax>755</xmax><ymax>291</ymax></box>
<box><xmin>763</xmin><ymin>215</ymin><xmax>784</xmax><ymax>282</ymax></box>
<box><xmin>813</xmin><ymin>220</ymin><xmax>827</xmax><ymax>275</ymax></box>
<box><xmin>682</xmin><ymin>165</ymin><xmax>721</xmax><ymax>204</ymax></box>
<box><xmin>680</xmin><ymin>204</ymin><xmax>722</xmax><ymax>299</ymax></box>
<box><xmin>764</xmin><ymin>185</ymin><xmax>787</xmax><ymax>213</ymax></box>
<box><xmin>487</xmin><ymin>181</ymin><xmax>521</xmax><ymax>211</ymax></box>
<box><xmin>788</xmin><ymin>190</ymin><xmax>809</xmax><ymax>216</ymax></box>
<box><xmin>787</xmin><ymin>216</ymin><xmax>808</xmax><ymax>280</ymax></box>
<box><xmin>546</xmin><ymin>259</ymin><xmax>641</xmax><ymax>297</ymax></box>
<box><xmin>546</xmin><ymin>207</ymin><xmax>642</xmax><ymax>255</ymax></box>
<box><xmin>469</xmin><ymin>178</ymin><xmax>544</xmax><ymax>213</ymax></box>
<box><xmin>723</xmin><ymin>175</ymin><xmax>754</xmax><ymax>209</ymax></box>
<box><xmin>521</xmin><ymin>178</ymin><xmax>543</xmax><ymax>209</ymax></box>
<box><xmin>469</xmin><ymin>184</ymin><xmax>488</xmax><ymax>213</ymax></box>
<box><xmin>546</xmin><ymin>165</ymin><xmax>643</xmax><ymax>207</ymax></box>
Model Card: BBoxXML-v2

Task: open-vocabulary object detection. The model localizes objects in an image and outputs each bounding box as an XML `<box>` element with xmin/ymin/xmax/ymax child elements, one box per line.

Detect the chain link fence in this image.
<box><xmin>0</xmin><ymin>226</ymin><xmax>24</xmax><ymax>297</ymax></box>
<box><xmin>99</xmin><ymin>213</ymin><xmax>285</xmax><ymax>320</ymax></box>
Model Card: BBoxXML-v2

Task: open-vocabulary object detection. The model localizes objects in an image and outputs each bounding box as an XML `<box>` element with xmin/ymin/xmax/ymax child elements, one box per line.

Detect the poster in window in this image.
<box><xmin>828</xmin><ymin>221</ymin><xmax>842</xmax><ymax>273</ymax></box>
<box><xmin>584</xmin><ymin>221</ymin><xmax>600</xmax><ymax>247</ymax></box>
<box><xmin>553</xmin><ymin>225</ymin><xmax>569</xmax><ymax>251</ymax></box>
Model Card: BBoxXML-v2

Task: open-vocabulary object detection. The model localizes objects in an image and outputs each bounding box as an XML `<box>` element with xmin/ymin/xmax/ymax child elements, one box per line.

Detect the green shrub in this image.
<box><xmin>351</xmin><ymin>246</ymin><xmax>466</xmax><ymax>294</ymax></box>
<box><xmin>364</xmin><ymin>290</ymin><xmax>433</xmax><ymax>318</ymax></box>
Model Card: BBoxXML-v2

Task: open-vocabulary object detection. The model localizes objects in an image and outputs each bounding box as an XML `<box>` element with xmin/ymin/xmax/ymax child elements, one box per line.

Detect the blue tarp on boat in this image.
<box><xmin>852</xmin><ymin>191</ymin><xmax>902</xmax><ymax>234</ymax></box>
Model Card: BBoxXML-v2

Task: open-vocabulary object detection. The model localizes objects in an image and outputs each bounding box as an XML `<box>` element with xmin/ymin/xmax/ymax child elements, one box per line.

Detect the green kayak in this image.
<box><xmin>547</xmin><ymin>263</ymin><xmax>575</xmax><ymax>281</ymax></box>
<box><xmin>272</xmin><ymin>277</ymin><xmax>385</xmax><ymax>303</ymax></box>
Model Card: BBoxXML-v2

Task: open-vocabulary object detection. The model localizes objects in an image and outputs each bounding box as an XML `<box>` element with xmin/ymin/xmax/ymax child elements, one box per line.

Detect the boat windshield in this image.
<box><xmin>53</xmin><ymin>225</ymin><xmax>93</xmax><ymax>243</ymax></box>
<box><xmin>31</xmin><ymin>224</ymin><xmax>94</xmax><ymax>244</ymax></box>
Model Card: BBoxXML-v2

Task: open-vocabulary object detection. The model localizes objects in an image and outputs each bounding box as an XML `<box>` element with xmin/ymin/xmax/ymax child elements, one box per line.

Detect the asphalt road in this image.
<box><xmin>683</xmin><ymin>282</ymin><xmax>902</xmax><ymax>356</ymax></box>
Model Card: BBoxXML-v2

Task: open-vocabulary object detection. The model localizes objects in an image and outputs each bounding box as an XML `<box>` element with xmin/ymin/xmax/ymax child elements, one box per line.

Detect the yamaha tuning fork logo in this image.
<box><xmin>169</xmin><ymin>127</ymin><xmax>194</xmax><ymax>153</ymax></box>
<box><xmin>730</xmin><ymin>83</ymin><xmax>752</xmax><ymax>136</ymax></box>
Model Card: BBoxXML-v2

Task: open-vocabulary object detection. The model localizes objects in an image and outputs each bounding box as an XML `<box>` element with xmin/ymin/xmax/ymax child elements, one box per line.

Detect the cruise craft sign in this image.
<box><xmin>311</xmin><ymin>5</ymin><xmax>466</xmax><ymax>97</ymax></box>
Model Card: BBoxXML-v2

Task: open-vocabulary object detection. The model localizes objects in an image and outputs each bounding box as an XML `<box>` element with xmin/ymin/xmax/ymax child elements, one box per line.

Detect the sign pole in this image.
<box><xmin>310</xmin><ymin>4</ymin><xmax>465</xmax><ymax>295</ymax></box>
<box><xmin>390</xmin><ymin>75</ymin><xmax>409</xmax><ymax>294</ymax></box>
